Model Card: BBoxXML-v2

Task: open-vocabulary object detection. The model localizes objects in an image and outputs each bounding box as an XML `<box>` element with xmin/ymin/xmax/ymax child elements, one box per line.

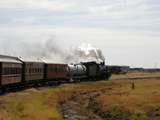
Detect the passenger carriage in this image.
<box><xmin>43</xmin><ymin>59</ymin><xmax>68</xmax><ymax>83</ymax></box>
<box><xmin>0</xmin><ymin>55</ymin><xmax>23</xmax><ymax>91</ymax></box>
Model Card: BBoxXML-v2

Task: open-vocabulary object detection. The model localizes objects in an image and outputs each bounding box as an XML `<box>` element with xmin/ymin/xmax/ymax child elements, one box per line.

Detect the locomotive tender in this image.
<box><xmin>0</xmin><ymin>55</ymin><xmax>111</xmax><ymax>93</ymax></box>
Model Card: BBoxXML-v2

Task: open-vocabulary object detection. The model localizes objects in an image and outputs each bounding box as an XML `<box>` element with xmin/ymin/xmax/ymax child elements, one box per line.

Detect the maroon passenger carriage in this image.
<box><xmin>19</xmin><ymin>58</ymin><xmax>44</xmax><ymax>86</ymax></box>
<box><xmin>0</xmin><ymin>55</ymin><xmax>23</xmax><ymax>92</ymax></box>
<box><xmin>44</xmin><ymin>59</ymin><xmax>68</xmax><ymax>83</ymax></box>
<box><xmin>21</xmin><ymin>59</ymin><xmax>45</xmax><ymax>85</ymax></box>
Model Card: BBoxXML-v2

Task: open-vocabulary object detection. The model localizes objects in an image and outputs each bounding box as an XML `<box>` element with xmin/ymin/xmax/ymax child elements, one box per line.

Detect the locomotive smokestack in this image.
<box><xmin>102</xmin><ymin>61</ymin><xmax>105</xmax><ymax>65</ymax></box>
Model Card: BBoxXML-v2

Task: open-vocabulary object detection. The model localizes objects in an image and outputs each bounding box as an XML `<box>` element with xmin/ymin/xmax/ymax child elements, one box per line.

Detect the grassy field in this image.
<box><xmin>95</xmin><ymin>79</ymin><xmax>160</xmax><ymax>120</ymax></box>
<box><xmin>111</xmin><ymin>71</ymin><xmax>160</xmax><ymax>79</ymax></box>
<box><xmin>0</xmin><ymin>72</ymin><xmax>160</xmax><ymax>120</ymax></box>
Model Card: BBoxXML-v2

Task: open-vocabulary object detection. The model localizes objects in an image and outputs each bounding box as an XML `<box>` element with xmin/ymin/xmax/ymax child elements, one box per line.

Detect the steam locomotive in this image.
<box><xmin>68</xmin><ymin>62</ymin><xmax>111</xmax><ymax>80</ymax></box>
<box><xmin>0</xmin><ymin>55</ymin><xmax>111</xmax><ymax>93</ymax></box>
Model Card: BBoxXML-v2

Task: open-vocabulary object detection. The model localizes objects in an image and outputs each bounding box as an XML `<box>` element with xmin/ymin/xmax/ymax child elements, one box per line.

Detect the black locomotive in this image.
<box><xmin>67</xmin><ymin>62</ymin><xmax>111</xmax><ymax>81</ymax></box>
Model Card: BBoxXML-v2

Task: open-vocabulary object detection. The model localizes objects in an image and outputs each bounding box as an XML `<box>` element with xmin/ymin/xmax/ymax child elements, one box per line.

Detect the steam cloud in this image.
<box><xmin>0</xmin><ymin>38</ymin><xmax>105</xmax><ymax>64</ymax></box>
<box><xmin>65</xmin><ymin>44</ymin><xmax>105</xmax><ymax>64</ymax></box>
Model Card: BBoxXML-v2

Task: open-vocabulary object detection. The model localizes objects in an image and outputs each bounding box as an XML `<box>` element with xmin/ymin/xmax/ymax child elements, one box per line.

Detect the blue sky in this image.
<box><xmin>0</xmin><ymin>0</ymin><xmax>160</xmax><ymax>67</ymax></box>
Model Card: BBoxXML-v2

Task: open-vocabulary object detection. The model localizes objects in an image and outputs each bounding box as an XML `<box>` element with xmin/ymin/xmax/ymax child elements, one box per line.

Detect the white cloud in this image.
<box><xmin>0</xmin><ymin>25</ymin><xmax>160</xmax><ymax>48</ymax></box>
<box><xmin>0</xmin><ymin>0</ymin><xmax>160</xmax><ymax>67</ymax></box>
<box><xmin>1</xmin><ymin>0</ymin><xmax>159</xmax><ymax>30</ymax></box>
<box><xmin>0</xmin><ymin>0</ymin><xmax>74</xmax><ymax>11</ymax></box>
<box><xmin>0</xmin><ymin>25</ymin><xmax>160</xmax><ymax>67</ymax></box>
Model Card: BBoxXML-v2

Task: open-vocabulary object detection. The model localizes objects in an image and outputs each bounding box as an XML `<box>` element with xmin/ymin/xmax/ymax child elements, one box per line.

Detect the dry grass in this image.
<box><xmin>0</xmin><ymin>89</ymin><xmax>63</xmax><ymax>120</ymax></box>
<box><xmin>111</xmin><ymin>71</ymin><xmax>160</xmax><ymax>79</ymax></box>
<box><xmin>95</xmin><ymin>79</ymin><xmax>160</xmax><ymax>119</ymax></box>
<box><xmin>0</xmin><ymin>83</ymin><xmax>102</xmax><ymax>120</ymax></box>
<box><xmin>97</xmin><ymin>79</ymin><xmax>160</xmax><ymax>110</ymax></box>
<box><xmin>0</xmin><ymin>72</ymin><xmax>160</xmax><ymax>120</ymax></box>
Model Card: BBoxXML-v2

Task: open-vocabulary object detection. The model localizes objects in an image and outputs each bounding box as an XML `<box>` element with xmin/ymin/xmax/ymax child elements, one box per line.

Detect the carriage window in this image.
<box><xmin>58</xmin><ymin>68</ymin><xmax>60</xmax><ymax>72</ymax></box>
<box><xmin>29</xmin><ymin>68</ymin><xmax>31</xmax><ymax>73</ymax></box>
<box><xmin>58</xmin><ymin>67</ymin><xmax>60</xmax><ymax>72</ymax></box>
<box><xmin>40</xmin><ymin>68</ymin><xmax>42</xmax><ymax>72</ymax></box>
<box><xmin>16</xmin><ymin>68</ymin><xmax>18</xmax><ymax>74</ymax></box>
<box><xmin>55</xmin><ymin>67</ymin><xmax>57</xmax><ymax>72</ymax></box>
<box><xmin>13</xmin><ymin>68</ymin><xmax>15</xmax><ymax>74</ymax></box>
<box><xmin>2</xmin><ymin>67</ymin><xmax>21</xmax><ymax>75</ymax></box>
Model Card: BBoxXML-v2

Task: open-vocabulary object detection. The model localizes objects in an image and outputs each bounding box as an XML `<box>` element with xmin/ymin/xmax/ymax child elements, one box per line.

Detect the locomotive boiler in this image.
<box><xmin>67</xmin><ymin>64</ymin><xmax>87</xmax><ymax>80</ymax></box>
<box><xmin>67</xmin><ymin>61</ymin><xmax>111</xmax><ymax>81</ymax></box>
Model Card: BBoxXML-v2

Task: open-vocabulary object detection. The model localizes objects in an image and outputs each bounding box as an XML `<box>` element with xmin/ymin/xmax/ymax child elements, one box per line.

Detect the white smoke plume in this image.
<box><xmin>0</xmin><ymin>38</ymin><xmax>105</xmax><ymax>64</ymax></box>
<box><xmin>66</xmin><ymin>44</ymin><xmax>105</xmax><ymax>64</ymax></box>
<box><xmin>0</xmin><ymin>37</ymin><xmax>66</xmax><ymax>63</ymax></box>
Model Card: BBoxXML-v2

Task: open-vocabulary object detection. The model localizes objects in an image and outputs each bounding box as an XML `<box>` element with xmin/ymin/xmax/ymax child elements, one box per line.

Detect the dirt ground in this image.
<box><xmin>0</xmin><ymin>72</ymin><xmax>160</xmax><ymax>120</ymax></box>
